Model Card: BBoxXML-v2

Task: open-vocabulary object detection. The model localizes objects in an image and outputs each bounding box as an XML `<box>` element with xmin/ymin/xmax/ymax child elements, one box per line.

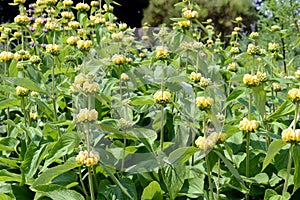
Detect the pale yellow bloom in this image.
<box><xmin>239</xmin><ymin>118</ymin><xmax>258</xmax><ymax>132</ymax></box>
<box><xmin>121</xmin><ymin>73</ymin><xmax>130</xmax><ymax>81</ymax></box>
<box><xmin>196</xmin><ymin>96</ymin><xmax>213</xmax><ymax>110</ymax></box>
<box><xmin>0</xmin><ymin>51</ymin><xmax>14</xmax><ymax>62</ymax></box>
<box><xmin>190</xmin><ymin>72</ymin><xmax>202</xmax><ymax>82</ymax></box>
<box><xmin>76</xmin><ymin>3</ymin><xmax>90</xmax><ymax>11</ymax></box>
<box><xmin>288</xmin><ymin>88</ymin><xmax>300</xmax><ymax>103</ymax></box>
<box><xmin>243</xmin><ymin>74</ymin><xmax>259</xmax><ymax>87</ymax></box>
<box><xmin>16</xmin><ymin>86</ymin><xmax>29</xmax><ymax>96</ymax></box>
<box><xmin>154</xmin><ymin>90</ymin><xmax>171</xmax><ymax>104</ymax></box>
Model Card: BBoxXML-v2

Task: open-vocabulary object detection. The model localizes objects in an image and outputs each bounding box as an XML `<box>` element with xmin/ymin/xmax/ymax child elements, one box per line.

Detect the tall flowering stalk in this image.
<box><xmin>72</xmin><ymin>73</ymin><xmax>99</xmax><ymax>200</ymax></box>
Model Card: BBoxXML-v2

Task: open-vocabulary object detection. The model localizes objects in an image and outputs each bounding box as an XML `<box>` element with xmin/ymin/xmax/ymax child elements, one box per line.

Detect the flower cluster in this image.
<box><xmin>182</xmin><ymin>9</ymin><xmax>198</xmax><ymax>19</ymax></box>
<box><xmin>14</xmin><ymin>50</ymin><xmax>31</xmax><ymax>61</ymax></box>
<box><xmin>256</xmin><ymin>71</ymin><xmax>267</xmax><ymax>82</ymax></box>
<box><xmin>46</xmin><ymin>44</ymin><xmax>60</xmax><ymax>55</ymax></box>
<box><xmin>282</xmin><ymin>128</ymin><xmax>300</xmax><ymax>143</ymax></box>
<box><xmin>288</xmin><ymin>88</ymin><xmax>300</xmax><ymax>103</ymax></box>
<box><xmin>67</xmin><ymin>36</ymin><xmax>80</xmax><ymax>46</ymax></box>
<box><xmin>120</xmin><ymin>73</ymin><xmax>130</xmax><ymax>81</ymax></box>
<box><xmin>249</xmin><ymin>32</ymin><xmax>259</xmax><ymax>40</ymax></box>
<box><xmin>70</xmin><ymin>73</ymin><xmax>99</xmax><ymax>94</ymax></box>
<box><xmin>178</xmin><ymin>20</ymin><xmax>191</xmax><ymax>28</ymax></box>
<box><xmin>14</xmin><ymin>15</ymin><xmax>30</xmax><ymax>26</ymax></box>
<box><xmin>190</xmin><ymin>72</ymin><xmax>202</xmax><ymax>82</ymax></box>
<box><xmin>154</xmin><ymin>90</ymin><xmax>171</xmax><ymax>104</ymax></box>
<box><xmin>268</xmin><ymin>43</ymin><xmax>279</xmax><ymax>52</ymax></box>
<box><xmin>227</xmin><ymin>62</ymin><xmax>238</xmax><ymax>72</ymax></box>
<box><xmin>196</xmin><ymin>96</ymin><xmax>213</xmax><ymax>110</ymax></box>
<box><xmin>76</xmin><ymin>150</ymin><xmax>100</xmax><ymax>167</ymax></box>
<box><xmin>239</xmin><ymin>118</ymin><xmax>258</xmax><ymax>132</ymax></box>
<box><xmin>30</xmin><ymin>112</ymin><xmax>38</xmax><ymax>120</ymax></box>
<box><xmin>272</xmin><ymin>83</ymin><xmax>282</xmax><ymax>92</ymax></box>
<box><xmin>195</xmin><ymin>132</ymin><xmax>226</xmax><ymax>152</ymax></box>
<box><xmin>119</xmin><ymin>118</ymin><xmax>132</xmax><ymax>130</ymax></box>
<box><xmin>16</xmin><ymin>86</ymin><xmax>29</xmax><ymax>96</ymax></box>
<box><xmin>111</xmin><ymin>54</ymin><xmax>131</xmax><ymax>65</ymax></box>
<box><xmin>75</xmin><ymin>3</ymin><xmax>90</xmax><ymax>12</ymax></box>
<box><xmin>0</xmin><ymin>51</ymin><xmax>14</xmax><ymax>62</ymax></box>
<box><xmin>247</xmin><ymin>44</ymin><xmax>260</xmax><ymax>55</ymax></box>
<box><xmin>155</xmin><ymin>46</ymin><xmax>169</xmax><ymax>59</ymax></box>
<box><xmin>243</xmin><ymin>74</ymin><xmax>259</xmax><ymax>87</ymax></box>
<box><xmin>77</xmin><ymin>39</ymin><xmax>92</xmax><ymax>51</ymax></box>
<box><xmin>77</xmin><ymin>108</ymin><xmax>98</xmax><ymax>123</ymax></box>
<box><xmin>199</xmin><ymin>77</ymin><xmax>211</xmax><ymax>88</ymax></box>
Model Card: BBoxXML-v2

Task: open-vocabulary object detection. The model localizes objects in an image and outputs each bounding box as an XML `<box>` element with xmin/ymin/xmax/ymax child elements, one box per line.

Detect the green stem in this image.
<box><xmin>246</xmin><ymin>131</ymin><xmax>250</xmax><ymax>178</ymax></box>
<box><xmin>217</xmin><ymin>157</ymin><xmax>221</xmax><ymax>200</ymax></box>
<box><xmin>160</xmin><ymin>105</ymin><xmax>164</xmax><ymax>151</ymax></box>
<box><xmin>248</xmin><ymin>93</ymin><xmax>252</xmax><ymax>120</ymax></box>
<box><xmin>88</xmin><ymin>167</ymin><xmax>95</xmax><ymax>200</ymax></box>
<box><xmin>205</xmin><ymin>152</ymin><xmax>214</xmax><ymax>200</ymax></box>
<box><xmin>186</xmin><ymin>50</ymin><xmax>189</xmax><ymax>73</ymax></box>
<box><xmin>78</xmin><ymin>166</ymin><xmax>88</xmax><ymax>198</ymax></box>
<box><xmin>293</xmin><ymin>103</ymin><xmax>299</xmax><ymax>131</ymax></box>
<box><xmin>121</xmin><ymin>137</ymin><xmax>126</xmax><ymax>171</ymax></box>
<box><xmin>283</xmin><ymin>143</ymin><xmax>293</xmax><ymax>194</ymax></box>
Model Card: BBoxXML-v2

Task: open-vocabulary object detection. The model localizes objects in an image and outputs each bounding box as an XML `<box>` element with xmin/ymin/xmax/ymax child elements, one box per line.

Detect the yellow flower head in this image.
<box><xmin>30</xmin><ymin>112</ymin><xmax>38</xmax><ymax>120</ymax></box>
<box><xmin>77</xmin><ymin>40</ymin><xmax>92</xmax><ymax>51</ymax></box>
<box><xmin>120</xmin><ymin>73</ymin><xmax>130</xmax><ymax>81</ymax></box>
<box><xmin>63</xmin><ymin>0</ymin><xmax>73</xmax><ymax>6</ymax></box>
<box><xmin>235</xmin><ymin>16</ymin><xmax>243</xmax><ymax>23</ymax></box>
<box><xmin>68</xmin><ymin>21</ymin><xmax>80</xmax><ymax>29</ymax></box>
<box><xmin>196</xmin><ymin>96</ymin><xmax>213</xmax><ymax>110</ymax></box>
<box><xmin>272</xmin><ymin>83</ymin><xmax>281</xmax><ymax>92</ymax></box>
<box><xmin>295</xmin><ymin>70</ymin><xmax>300</xmax><ymax>81</ymax></box>
<box><xmin>282</xmin><ymin>128</ymin><xmax>300</xmax><ymax>143</ymax></box>
<box><xmin>243</xmin><ymin>74</ymin><xmax>259</xmax><ymax>87</ymax></box>
<box><xmin>199</xmin><ymin>77</ymin><xmax>211</xmax><ymax>88</ymax></box>
<box><xmin>91</xmin><ymin>1</ymin><xmax>99</xmax><ymax>7</ymax></box>
<box><xmin>46</xmin><ymin>44</ymin><xmax>60</xmax><ymax>55</ymax></box>
<box><xmin>178</xmin><ymin>20</ymin><xmax>191</xmax><ymax>28</ymax></box>
<box><xmin>14</xmin><ymin>15</ymin><xmax>30</xmax><ymax>26</ymax></box>
<box><xmin>16</xmin><ymin>86</ymin><xmax>29</xmax><ymax>96</ymax></box>
<box><xmin>14</xmin><ymin>0</ymin><xmax>26</xmax><ymax>4</ymax></box>
<box><xmin>183</xmin><ymin>9</ymin><xmax>198</xmax><ymax>19</ymax></box>
<box><xmin>271</xmin><ymin>25</ymin><xmax>280</xmax><ymax>32</ymax></box>
<box><xmin>155</xmin><ymin>46</ymin><xmax>169</xmax><ymax>59</ymax></box>
<box><xmin>76</xmin><ymin>150</ymin><xmax>100</xmax><ymax>166</ymax></box>
<box><xmin>249</xmin><ymin>32</ymin><xmax>259</xmax><ymax>40</ymax></box>
<box><xmin>76</xmin><ymin>3</ymin><xmax>90</xmax><ymax>11</ymax></box>
<box><xmin>256</xmin><ymin>71</ymin><xmax>267</xmax><ymax>82</ymax></box>
<box><xmin>154</xmin><ymin>90</ymin><xmax>171</xmax><ymax>104</ymax></box>
<box><xmin>268</xmin><ymin>43</ymin><xmax>279</xmax><ymax>52</ymax></box>
<box><xmin>227</xmin><ymin>62</ymin><xmax>238</xmax><ymax>72</ymax></box>
<box><xmin>112</xmin><ymin>54</ymin><xmax>127</xmax><ymax>65</ymax></box>
<box><xmin>77</xmin><ymin>108</ymin><xmax>98</xmax><ymax>123</ymax></box>
<box><xmin>0</xmin><ymin>51</ymin><xmax>14</xmax><ymax>62</ymax></box>
<box><xmin>190</xmin><ymin>72</ymin><xmax>202</xmax><ymax>82</ymax></box>
<box><xmin>239</xmin><ymin>118</ymin><xmax>258</xmax><ymax>132</ymax></box>
<box><xmin>288</xmin><ymin>88</ymin><xmax>300</xmax><ymax>103</ymax></box>
<box><xmin>247</xmin><ymin>44</ymin><xmax>260</xmax><ymax>55</ymax></box>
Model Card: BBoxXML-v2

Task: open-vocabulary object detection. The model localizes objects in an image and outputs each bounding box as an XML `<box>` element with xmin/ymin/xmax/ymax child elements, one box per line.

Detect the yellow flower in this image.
<box><xmin>68</xmin><ymin>21</ymin><xmax>80</xmax><ymax>29</ymax></box>
<box><xmin>30</xmin><ymin>112</ymin><xmax>38</xmax><ymax>120</ymax></box>
<box><xmin>46</xmin><ymin>44</ymin><xmax>60</xmax><ymax>55</ymax></box>
<box><xmin>155</xmin><ymin>46</ymin><xmax>169</xmax><ymax>59</ymax></box>
<box><xmin>121</xmin><ymin>73</ymin><xmax>130</xmax><ymax>81</ymax></box>
<box><xmin>111</xmin><ymin>32</ymin><xmax>124</xmax><ymax>41</ymax></box>
<box><xmin>249</xmin><ymin>32</ymin><xmax>259</xmax><ymax>40</ymax></box>
<box><xmin>77</xmin><ymin>108</ymin><xmax>89</xmax><ymax>122</ymax></box>
<box><xmin>256</xmin><ymin>71</ymin><xmax>267</xmax><ymax>82</ymax></box>
<box><xmin>233</xmin><ymin>27</ymin><xmax>241</xmax><ymax>32</ymax></box>
<box><xmin>76</xmin><ymin>150</ymin><xmax>99</xmax><ymax>166</ymax></box>
<box><xmin>227</xmin><ymin>62</ymin><xmax>238</xmax><ymax>72</ymax></box>
<box><xmin>288</xmin><ymin>88</ymin><xmax>300</xmax><ymax>103</ymax></box>
<box><xmin>63</xmin><ymin>0</ymin><xmax>73</xmax><ymax>6</ymax></box>
<box><xmin>16</xmin><ymin>86</ymin><xmax>29</xmax><ymax>96</ymax></box>
<box><xmin>243</xmin><ymin>74</ymin><xmax>259</xmax><ymax>87</ymax></box>
<box><xmin>183</xmin><ymin>9</ymin><xmax>198</xmax><ymax>19</ymax></box>
<box><xmin>61</xmin><ymin>11</ymin><xmax>74</xmax><ymax>19</ymax></box>
<box><xmin>272</xmin><ymin>83</ymin><xmax>281</xmax><ymax>92</ymax></box>
<box><xmin>119</xmin><ymin>118</ymin><xmax>132</xmax><ymax>130</ymax></box>
<box><xmin>14</xmin><ymin>0</ymin><xmax>26</xmax><ymax>4</ymax></box>
<box><xmin>67</xmin><ymin>36</ymin><xmax>80</xmax><ymax>46</ymax></box>
<box><xmin>76</xmin><ymin>3</ymin><xmax>90</xmax><ymax>11</ymax></box>
<box><xmin>103</xmin><ymin>4</ymin><xmax>114</xmax><ymax>12</ymax></box>
<box><xmin>247</xmin><ymin>44</ymin><xmax>260</xmax><ymax>55</ymax></box>
<box><xmin>239</xmin><ymin>118</ymin><xmax>258</xmax><ymax>132</ymax></box>
<box><xmin>30</xmin><ymin>55</ymin><xmax>41</xmax><ymax>64</ymax></box>
<box><xmin>268</xmin><ymin>43</ymin><xmax>279</xmax><ymax>52</ymax></box>
<box><xmin>282</xmin><ymin>128</ymin><xmax>300</xmax><ymax>143</ymax></box>
<box><xmin>76</xmin><ymin>150</ymin><xmax>88</xmax><ymax>165</ymax></box>
<box><xmin>199</xmin><ymin>77</ymin><xmax>211</xmax><ymax>88</ymax></box>
<box><xmin>235</xmin><ymin>16</ymin><xmax>243</xmax><ymax>23</ymax></box>
<box><xmin>14</xmin><ymin>15</ymin><xmax>30</xmax><ymax>26</ymax></box>
<box><xmin>230</xmin><ymin>47</ymin><xmax>240</xmax><ymax>54</ymax></box>
<box><xmin>196</xmin><ymin>96</ymin><xmax>213</xmax><ymax>110</ymax></box>
<box><xmin>154</xmin><ymin>90</ymin><xmax>171</xmax><ymax>104</ymax></box>
<box><xmin>91</xmin><ymin>1</ymin><xmax>99</xmax><ymax>7</ymax></box>
<box><xmin>178</xmin><ymin>20</ymin><xmax>191</xmax><ymax>28</ymax></box>
<box><xmin>271</xmin><ymin>25</ymin><xmax>280</xmax><ymax>32</ymax></box>
<box><xmin>190</xmin><ymin>72</ymin><xmax>202</xmax><ymax>82</ymax></box>
<box><xmin>77</xmin><ymin>40</ymin><xmax>92</xmax><ymax>51</ymax></box>
<box><xmin>83</xmin><ymin>81</ymin><xmax>99</xmax><ymax>93</ymax></box>
<box><xmin>87</xmin><ymin>109</ymin><xmax>98</xmax><ymax>122</ymax></box>
<box><xmin>0</xmin><ymin>51</ymin><xmax>14</xmax><ymax>62</ymax></box>
<box><xmin>112</xmin><ymin>54</ymin><xmax>127</xmax><ymax>65</ymax></box>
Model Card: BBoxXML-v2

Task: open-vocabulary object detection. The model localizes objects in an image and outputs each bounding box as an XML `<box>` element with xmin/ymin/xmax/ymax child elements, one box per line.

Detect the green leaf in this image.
<box><xmin>32</xmin><ymin>158</ymin><xmax>80</xmax><ymax>187</ymax></box>
<box><xmin>0</xmin><ymin>193</ymin><xmax>11</xmax><ymax>200</ymax></box>
<box><xmin>0</xmin><ymin>137</ymin><xmax>19</xmax><ymax>151</ymax></box>
<box><xmin>2</xmin><ymin>77</ymin><xmax>46</xmax><ymax>94</ymax></box>
<box><xmin>43</xmin><ymin>131</ymin><xmax>80</xmax><ymax>171</ymax></box>
<box><xmin>130</xmin><ymin>96</ymin><xmax>154</xmax><ymax>105</ymax></box>
<box><xmin>167</xmin><ymin>147</ymin><xmax>198</xmax><ymax>165</ymax></box>
<box><xmin>0</xmin><ymin>169</ymin><xmax>22</xmax><ymax>182</ymax></box>
<box><xmin>141</xmin><ymin>181</ymin><xmax>163</xmax><ymax>200</ymax></box>
<box><xmin>164</xmin><ymin>164</ymin><xmax>185</xmax><ymax>200</ymax></box>
<box><xmin>267</xmin><ymin>100</ymin><xmax>295</xmax><ymax>121</ymax></box>
<box><xmin>32</xmin><ymin>184</ymin><xmax>84</xmax><ymax>200</ymax></box>
<box><xmin>253</xmin><ymin>86</ymin><xmax>266</xmax><ymax>118</ymax></box>
<box><xmin>0</xmin><ymin>99</ymin><xmax>20</xmax><ymax>110</ymax></box>
<box><xmin>226</xmin><ymin>87</ymin><xmax>249</xmax><ymax>105</ymax></box>
<box><xmin>0</xmin><ymin>157</ymin><xmax>19</xmax><ymax>168</ymax></box>
<box><xmin>248</xmin><ymin>173</ymin><xmax>269</xmax><ymax>184</ymax></box>
<box><xmin>262</xmin><ymin>140</ymin><xmax>287</xmax><ymax>171</ymax></box>
<box><xmin>20</xmin><ymin>143</ymin><xmax>47</xmax><ymax>183</ymax></box>
<box><xmin>130</xmin><ymin>128</ymin><xmax>157</xmax><ymax>152</ymax></box>
<box><xmin>213</xmin><ymin>150</ymin><xmax>245</xmax><ymax>186</ymax></box>
<box><xmin>293</xmin><ymin>144</ymin><xmax>300</xmax><ymax>193</ymax></box>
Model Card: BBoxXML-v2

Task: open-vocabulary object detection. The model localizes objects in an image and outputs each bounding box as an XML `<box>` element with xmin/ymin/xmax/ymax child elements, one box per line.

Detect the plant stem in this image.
<box><xmin>160</xmin><ymin>105</ymin><xmax>164</xmax><ymax>151</ymax></box>
<box><xmin>246</xmin><ymin>131</ymin><xmax>250</xmax><ymax>178</ymax></box>
<box><xmin>78</xmin><ymin>166</ymin><xmax>88</xmax><ymax>198</ymax></box>
<box><xmin>205</xmin><ymin>152</ymin><xmax>214</xmax><ymax>200</ymax></box>
<box><xmin>248</xmin><ymin>93</ymin><xmax>252</xmax><ymax>120</ymax></box>
<box><xmin>283</xmin><ymin>143</ymin><xmax>293</xmax><ymax>194</ymax></box>
<box><xmin>88</xmin><ymin>167</ymin><xmax>95</xmax><ymax>200</ymax></box>
<box><xmin>217</xmin><ymin>157</ymin><xmax>221</xmax><ymax>200</ymax></box>
<box><xmin>121</xmin><ymin>137</ymin><xmax>126</xmax><ymax>171</ymax></box>
<box><xmin>293</xmin><ymin>103</ymin><xmax>299</xmax><ymax>131</ymax></box>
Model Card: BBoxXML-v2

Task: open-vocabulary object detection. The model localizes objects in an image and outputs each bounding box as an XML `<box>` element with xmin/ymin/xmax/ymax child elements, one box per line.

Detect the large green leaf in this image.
<box><xmin>226</xmin><ymin>87</ymin><xmax>249</xmax><ymax>105</ymax></box>
<box><xmin>141</xmin><ymin>181</ymin><xmax>163</xmax><ymax>200</ymax></box>
<box><xmin>267</xmin><ymin>100</ymin><xmax>295</xmax><ymax>121</ymax></box>
<box><xmin>2</xmin><ymin>77</ymin><xmax>46</xmax><ymax>94</ymax></box>
<box><xmin>0</xmin><ymin>99</ymin><xmax>20</xmax><ymax>110</ymax></box>
<box><xmin>164</xmin><ymin>164</ymin><xmax>186</xmax><ymax>200</ymax></box>
<box><xmin>0</xmin><ymin>137</ymin><xmax>19</xmax><ymax>151</ymax></box>
<box><xmin>32</xmin><ymin>184</ymin><xmax>84</xmax><ymax>200</ymax></box>
<box><xmin>0</xmin><ymin>169</ymin><xmax>22</xmax><ymax>183</ymax></box>
<box><xmin>130</xmin><ymin>96</ymin><xmax>154</xmax><ymax>105</ymax></box>
<box><xmin>130</xmin><ymin>128</ymin><xmax>157</xmax><ymax>152</ymax></box>
<box><xmin>20</xmin><ymin>143</ymin><xmax>48</xmax><ymax>183</ymax></box>
<box><xmin>42</xmin><ymin>131</ymin><xmax>80</xmax><ymax>171</ymax></box>
<box><xmin>293</xmin><ymin>144</ymin><xmax>300</xmax><ymax>193</ymax></box>
<box><xmin>253</xmin><ymin>85</ymin><xmax>266</xmax><ymax>118</ymax></box>
<box><xmin>262</xmin><ymin>140</ymin><xmax>287</xmax><ymax>171</ymax></box>
<box><xmin>0</xmin><ymin>193</ymin><xmax>11</xmax><ymax>200</ymax></box>
<box><xmin>167</xmin><ymin>147</ymin><xmax>198</xmax><ymax>165</ymax></box>
<box><xmin>32</xmin><ymin>158</ymin><xmax>80</xmax><ymax>187</ymax></box>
